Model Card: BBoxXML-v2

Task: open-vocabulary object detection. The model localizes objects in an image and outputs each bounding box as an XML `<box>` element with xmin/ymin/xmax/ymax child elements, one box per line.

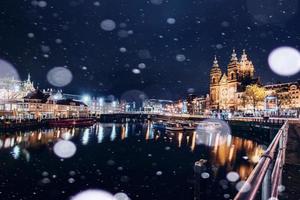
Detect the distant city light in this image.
<box><xmin>82</xmin><ymin>95</ymin><xmax>91</xmax><ymax>103</ymax></box>
<box><xmin>99</xmin><ymin>97</ymin><xmax>104</xmax><ymax>106</ymax></box>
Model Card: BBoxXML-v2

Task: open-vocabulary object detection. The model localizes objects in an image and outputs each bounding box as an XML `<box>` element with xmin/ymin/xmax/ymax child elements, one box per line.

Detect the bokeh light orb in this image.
<box><xmin>27</xmin><ymin>32</ymin><xmax>35</xmax><ymax>38</ymax></box>
<box><xmin>226</xmin><ymin>171</ymin><xmax>240</xmax><ymax>182</ymax></box>
<box><xmin>0</xmin><ymin>59</ymin><xmax>20</xmax><ymax>80</ymax></box>
<box><xmin>268</xmin><ymin>46</ymin><xmax>300</xmax><ymax>76</ymax></box>
<box><xmin>132</xmin><ymin>68</ymin><xmax>141</xmax><ymax>74</ymax></box>
<box><xmin>118</xmin><ymin>30</ymin><xmax>129</xmax><ymax>38</ymax></box>
<box><xmin>38</xmin><ymin>1</ymin><xmax>47</xmax><ymax>8</ymax></box>
<box><xmin>201</xmin><ymin>172</ymin><xmax>210</xmax><ymax>179</ymax></box>
<box><xmin>119</xmin><ymin>47</ymin><xmax>127</xmax><ymax>53</ymax></box>
<box><xmin>196</xmin><ymin>118</ymin><xmax>231</xmax><ymax>147</ymax></box>
<box><xmin>235</xmin><ymin>181</ymin><xmax>251</xmax><ymax>193</ymax></box>
<box><xmin>47</xmin><ymin>67</ymin><xmax>73</xmax><ymax>87</ymax></box>
<box><xmin>53</xmin><ymin>140</ymin><xmax>77</xmax><ymax>159</ymax></box>
<box><xmin>72</xmin><ymin>189</ymin><xmax>115</xmax><ymax>200</ymax></box>
<box><xmin>150</xmin><ymin>0</ymin><xmax>163</xmax><ymax>5</ymax></box>
<box><xmin>114</xmin><ymin>192</ymin><xmax>130</xmax><ymax>200</ymax></box>
<box><xmin>167</xmin><ymin>18</ymin><xmax>176</xmax><ymax>24</ymax></box>
<box><xmin>138</xmin><ymin>63</ymin><xmax>146</xmax><ymax>69</ymax></box>
<box><xmin>176</xmin><ymin>54</ymin><xmax>186</xmax><ymax>62</ymax></box>
<box><xmin>101</xmin><ymin>19</ymin><xmax>116</xmax><ymax>31</ymax></box>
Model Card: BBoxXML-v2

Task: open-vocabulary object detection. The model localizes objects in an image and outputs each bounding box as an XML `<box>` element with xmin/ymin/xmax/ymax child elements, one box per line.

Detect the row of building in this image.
<box><xmin>0</xmin><ymin>75</ymin><xmax>134</xmax><ymax>120</ymax></box>
<box><xmin>1</xmin><ymin>49</ymin><xmax>299</xmax><ymax>119</ymax></box>
<box><xmin>142</xmin><ymin>50</ymin><xmax>300</xmax><ymax>117</ymax></box>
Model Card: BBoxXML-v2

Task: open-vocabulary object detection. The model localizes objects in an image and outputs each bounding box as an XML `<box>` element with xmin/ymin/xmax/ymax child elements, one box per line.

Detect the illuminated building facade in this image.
<box><xmin>209</xmin><ymin>49</ymin><xmax>300</xmax><ymax>115</ymax></box>
<box><xmin>143</xmin><ymin>99</ymin><xmax>174</xmax><ymax>113</ymax></box>
<box><xmin>88</xmin><ymin>98</ymin><xmax>127</xmax><ymax>115</ymax></box>
<box><xmin>264</xmin><ymin>81</ymin><xmax>300</xmax><ymax>115</ymax></box>
<box><xmin>0</xmin><ymin>76</ymin><xmax>89</xmax><ymax>119</ymax></box>
<box><xmin>209</xmin><ymin>49</ymin><xmax>257</xmax><ymax>111</ymax></box>
<box><xmin>0</xmin><ymin>74</ymin><xmax>35</xmax><ymax>101</ymax></box>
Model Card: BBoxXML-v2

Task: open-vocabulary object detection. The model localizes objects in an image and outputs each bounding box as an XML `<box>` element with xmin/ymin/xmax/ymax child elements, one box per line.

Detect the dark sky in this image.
<box><xmin>0</xmin><ymin>0</ymin><xmax>300</xmax><ymax>100</ymax></box>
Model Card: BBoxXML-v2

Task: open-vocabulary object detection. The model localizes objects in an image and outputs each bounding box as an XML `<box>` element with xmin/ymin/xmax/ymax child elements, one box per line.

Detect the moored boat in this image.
<box><xmin>152</xmin><ymin>121</ymin><xmax>166</xmax><ymax>130</ymax></box>
<box><xmin>166</xmin><ymin>122</ymin><xmax>183</xmax><ymax>131</ymax></box>
<box><xmin>182</xmin><ymin>122</ymin><xmax>196</xmax><ymax>131</ymax></box>
<box><xmin>48</xmin><ymin>118</ymin><xmax>95</xmax><ymax>127</ymax></box>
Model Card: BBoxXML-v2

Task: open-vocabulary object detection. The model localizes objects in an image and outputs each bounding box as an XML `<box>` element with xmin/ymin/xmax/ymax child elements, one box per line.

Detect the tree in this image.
<box><xmin>245</xmin><ymin>84</ymin><xmax>266</xmax><ymax>111</ymax></box>
<box><xmin>239</xmin><ymin>93</ymin><xmax>247</xmax><ymax>111</ymax></box>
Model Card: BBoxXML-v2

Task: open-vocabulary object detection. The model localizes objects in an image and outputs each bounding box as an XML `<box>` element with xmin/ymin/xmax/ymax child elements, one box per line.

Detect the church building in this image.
<box><xmin>209</xmin><ymin>49</ymin><xmax>257</xmax><ymax>111</ymax></box>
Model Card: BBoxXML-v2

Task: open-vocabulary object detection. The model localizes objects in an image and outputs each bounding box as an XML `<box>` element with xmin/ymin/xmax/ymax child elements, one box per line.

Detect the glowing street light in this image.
<box><xmin>82</xmin><ymin>95</ymin><xmax>91</xmax><ymax>103</ymax></box>
<box><xmin>98</xmin><ymin>97</ymin><xmax>104</xmax><ymax>106</ymax></box>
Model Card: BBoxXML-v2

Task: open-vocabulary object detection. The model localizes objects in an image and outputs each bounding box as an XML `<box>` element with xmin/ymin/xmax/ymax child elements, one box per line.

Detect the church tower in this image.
<box><xmin>227</xmin><ymin>49</ymin><xmax>240</xmax><ymax>82</ymax></box>
<box><xmin>239</xmin><ymin>49</ymin><xmax>254</xmax><ymax>79</ymax></box>
<box><xmin>209</xmin><ymin>56</ymin><xmax>222</xmax><ymax>110</ymax></box>
<box><xmin>226</xmin><ymin>49</ymin><xmax>240</xmax><ymax>110</ymax></box>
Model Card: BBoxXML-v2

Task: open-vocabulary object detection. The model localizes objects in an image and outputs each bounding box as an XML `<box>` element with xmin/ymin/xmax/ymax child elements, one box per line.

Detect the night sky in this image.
<box><xmin>0</xmin><ymin>0</ymin><xmax>300</xmax><ymax>100</ymax></box>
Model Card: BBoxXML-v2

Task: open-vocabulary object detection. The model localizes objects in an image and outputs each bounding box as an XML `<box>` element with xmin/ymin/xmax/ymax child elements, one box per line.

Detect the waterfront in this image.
<box><xmin>0</xmin><ymin>122</ymin><xmax>265</xmax><ymax>200</ymax></box>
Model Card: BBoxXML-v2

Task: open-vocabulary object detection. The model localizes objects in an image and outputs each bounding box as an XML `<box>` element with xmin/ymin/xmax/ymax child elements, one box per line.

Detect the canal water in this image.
<box><xmin>0</xmin><ymin>122</ymin><xmax>266</xmax><ymax>200</ymax></box>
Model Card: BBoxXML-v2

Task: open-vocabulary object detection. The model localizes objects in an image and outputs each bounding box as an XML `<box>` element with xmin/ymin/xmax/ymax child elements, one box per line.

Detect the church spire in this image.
<box><xmin>241</xmin><ymin>49</ymin><xmax>248</xmax><ymax>61</ymax></box>
<box><xmin>214</xmin><ymin>55</ymin><xmax>217</xmax><ymax>62</ymax></box>
<box><xmin>27</xmin><ymin>73</ymin><xmax>31</xmax><ymax>82</ymax></box>
<box><xmin>213</xmin><ymin>55</ymin><xmax>219</xmax><ymax>67</ymax></box>
<box><xmin>231</xmin><ymin>49</ymin><xmax>238</xmax><ymax>61</ymax></box>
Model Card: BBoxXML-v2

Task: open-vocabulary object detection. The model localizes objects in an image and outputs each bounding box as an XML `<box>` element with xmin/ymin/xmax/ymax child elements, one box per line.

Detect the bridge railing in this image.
<box><xmin>234</xmin><ymin>120</ymin><xmax>289</xmax><ymax>200</ymax></box>
<box><xmin>229</xmin><ymin>117</ymin><xmax>287</xmax><ymax>125</ymax></box>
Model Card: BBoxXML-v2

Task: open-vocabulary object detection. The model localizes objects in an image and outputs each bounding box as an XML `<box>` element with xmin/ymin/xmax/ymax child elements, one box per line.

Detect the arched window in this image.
<box><xmin>212</xmin><ymin>77</ymin><xmax>215</xmax><ymax>84</ymax></box>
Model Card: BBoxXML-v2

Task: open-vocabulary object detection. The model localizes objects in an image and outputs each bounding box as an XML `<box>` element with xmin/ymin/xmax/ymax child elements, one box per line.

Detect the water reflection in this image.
<box><xmin>0</xmin><ymin>122</ymin><xmax>264</xmax><ymax>166</ymax></box>
<box><xmin>97</xmin><ymin>124</ymin><xmax>104</xmax><ymax>143</ymax></box>
<box><xmin>0</xmin><ymin>121</ymin><xmax>265</xmax><ymax>200</ymax></box>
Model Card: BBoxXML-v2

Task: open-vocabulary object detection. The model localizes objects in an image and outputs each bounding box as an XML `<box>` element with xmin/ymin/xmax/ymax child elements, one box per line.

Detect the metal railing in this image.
<box><xmin>230</xmin><ymin>117</ymin><xmax>287</xmax><ymax>125</ymax></box>
<box><xmin>234</xmin><ymin>120</ymin><xmax>289</xmax><ymax>200</ymax></box>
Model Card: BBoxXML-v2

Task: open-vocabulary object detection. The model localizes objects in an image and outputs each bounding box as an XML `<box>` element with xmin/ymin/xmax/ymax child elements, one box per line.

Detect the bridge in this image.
<box><xmin>98</xmin><ymin>112</ymin><xmax>287</xmax><ymax>124</ymax></box>
<box><xmin>99</xmin><ymin>112</ymin><xmax>300</xmax><ymax>200</ymax></box>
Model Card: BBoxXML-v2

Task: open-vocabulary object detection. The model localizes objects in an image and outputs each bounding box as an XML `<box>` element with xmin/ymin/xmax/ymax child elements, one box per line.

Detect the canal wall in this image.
<box><xmin>281</xmin><ymin>121</ymin><xmax>300</xmax><ymax>200</ymax></box>
<box><xmin>0</xmin><ymin>119</ymin><xmax>48</xmax><ymax>131</ymax></box>
<box><xmin>0</xmin><ymin>118</ymin><xmax>93</xmax><ymax>132</ymax></box>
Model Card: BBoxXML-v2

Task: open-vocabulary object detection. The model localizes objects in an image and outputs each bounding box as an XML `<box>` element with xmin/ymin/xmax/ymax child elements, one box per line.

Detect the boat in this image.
<box><xmin>48</xmin><ymin>118</ymin><xmax>96</xmax><ymax>127</ymax></box>
<box><xmin>182</xmin><ymin>122</ymin><xmax>196</xmax><ymax>131</ymax></box>
<box><xmin>152</xmin><ymin>121</ymin><xmax>166</xmax><ymax>130</ymax></box>
<box><xmin>165</xmin><ymin>122</ymin><xmax>183</xmax><ymax>131</ymax></box>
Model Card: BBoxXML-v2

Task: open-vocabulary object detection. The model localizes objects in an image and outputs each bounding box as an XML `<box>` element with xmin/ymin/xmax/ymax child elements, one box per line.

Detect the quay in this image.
<box><xmin>281</xmin><ymin>120</ymin><xmax>300</xmax><ymax>200</ymax></box>
<box><xmin>232</xmin><ymin>118</ymin><xmax>300</xmax><ymax>200</ymax></box>
<box><xmin>0</xmin><ymin>118</ymin><xmax>95</xmax><ymax>131</ymax></box>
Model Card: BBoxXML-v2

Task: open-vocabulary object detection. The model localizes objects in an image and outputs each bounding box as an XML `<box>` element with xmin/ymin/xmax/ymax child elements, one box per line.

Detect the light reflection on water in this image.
<box><xmin>0</xmin><ymin>122</ymin><xmax>265</xmax><ymax>200</ymax></box>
